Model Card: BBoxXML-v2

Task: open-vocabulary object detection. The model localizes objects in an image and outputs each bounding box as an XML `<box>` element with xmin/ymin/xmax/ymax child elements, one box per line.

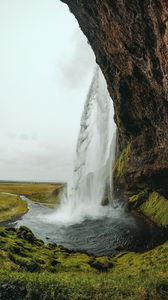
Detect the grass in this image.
<box><xmin>0</xmin><ymin>182</ymin><xmax>65</xmax><ymax>208</ymax></box>
<box><xmin>0</xmin><ymin>226</ymin><xmax>168</xmax><ymax>299</ymax></box>
<box><xmin>0</xmin><ymin>194</ymin><xmax>28</xmax><ymax>222</ymax></box>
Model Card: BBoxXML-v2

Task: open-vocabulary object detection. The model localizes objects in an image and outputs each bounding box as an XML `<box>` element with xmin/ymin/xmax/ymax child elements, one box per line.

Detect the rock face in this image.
<box><xmin>61</xmin><ymin>0</ymin><xmax>168</xmax><ymax>197</ymax></box>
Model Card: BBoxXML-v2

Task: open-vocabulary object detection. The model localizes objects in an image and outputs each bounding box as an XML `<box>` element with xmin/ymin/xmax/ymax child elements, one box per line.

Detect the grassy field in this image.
<box><xmin>0</xmin><ymin>226</ymin><xmax>168</xmax><ymax>299</ymax></box>
<box><xmin>0</xmin><ymin>194</ymin><xmax>28</xmax><ymax>222</ymax></box>
<box><xmin>0</xmin><ymin>182</ymin><xmax>65</xmax><ymax>222</ymax></box>
<box><xmin>0</xmin><ymin>182</ymin><xmax>65</xmax><ymax>208</ymax></box>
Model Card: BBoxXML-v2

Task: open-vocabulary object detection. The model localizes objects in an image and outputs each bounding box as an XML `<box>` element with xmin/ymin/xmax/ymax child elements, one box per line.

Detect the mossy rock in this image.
<box><xmin>16</xmin><ymin>226</ymin><xmax>44</xmax><ymax>246</ymax></box>
<box><xmin>89</xmin><ymin>257</ymin><xmax>114</xmax><ymax>272</ymax></box>
<box><xmin>0</xmin><ymin>226</ymin><xmax>95</xmax><ymax>273</ymax></box>
<box><xmin>0</xmin><ymin>225</ymin><xmax>168</xmax><ymax>299</ymax></box>
<box><xmin>113</xmin><ymin>143</ymin><xmax>131</xmax><ymax>178</ymax></box>
<box><xmin>139</xmin><ymin>192</ymin><xmax>168</xmax><ymax>227</ymax></box>
<box><xmin>127</xmin><ymin>189</ymin><xmax>149</xmax><ymax>209</ymax></box>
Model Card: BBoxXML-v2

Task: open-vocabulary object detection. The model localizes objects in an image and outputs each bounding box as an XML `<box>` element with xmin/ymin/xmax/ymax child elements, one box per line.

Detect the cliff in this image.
<box><xmin>61</xmin><ymin>0</ymin><xmax>168</xmax><ymax>215</ymax></box>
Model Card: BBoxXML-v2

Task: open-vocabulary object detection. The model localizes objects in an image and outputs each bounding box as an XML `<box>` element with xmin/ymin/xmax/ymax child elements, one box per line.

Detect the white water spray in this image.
<box><xmin>43</xmin><ymin>66</ymin><xmax>117</xmax><ymax>225</ymax></box>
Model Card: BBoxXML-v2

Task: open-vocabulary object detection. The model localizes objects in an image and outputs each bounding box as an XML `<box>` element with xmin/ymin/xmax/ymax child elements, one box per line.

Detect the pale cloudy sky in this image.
<box><xmin>0</xmin><ymin>0</ymin><xmax>95</xmax><ymax>182</ymax></box>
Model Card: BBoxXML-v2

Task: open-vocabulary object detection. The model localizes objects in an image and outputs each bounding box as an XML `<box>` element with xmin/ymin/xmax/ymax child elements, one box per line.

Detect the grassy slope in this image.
<box><xmin>128</xmin><ymin>191</ymin><xmax>168</xmax><ymax>227</ymax></box>
<box><xmin>0</xmin><ymin>226</ymin><xmax>168</xmax><ymax>300</ymax></box>
<box><xmin>0</xmin><ymin>182</ymin><xmax>65</xmax><ymax>207</ymax></box>
<box><xmin>0</xmin><ymin>194</ymin><xmax>28</xmax><ymax>222</ymax></box>
<box><xmin>139</xmin><ymin>192</ymin><xmax>168</xmax><ymax>226</ymax></box>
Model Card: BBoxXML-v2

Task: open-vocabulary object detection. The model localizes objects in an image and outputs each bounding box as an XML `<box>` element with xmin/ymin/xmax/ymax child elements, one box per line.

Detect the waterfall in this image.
<box><xmin>73</xmin><ymin>66</ymin><xmax>115</xmax><ymax>206</ymax></box>
<box><xmin>44</xmin><ymin>66</ymin><xmax>116</xmax><ymax>225</ymax></box>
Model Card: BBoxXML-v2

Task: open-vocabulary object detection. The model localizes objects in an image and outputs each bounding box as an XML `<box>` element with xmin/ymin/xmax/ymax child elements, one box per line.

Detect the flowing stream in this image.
<box><xmin>4</xmin><ymin>66</ymin><xmax>166</xmax><ymax>255</ymax></box>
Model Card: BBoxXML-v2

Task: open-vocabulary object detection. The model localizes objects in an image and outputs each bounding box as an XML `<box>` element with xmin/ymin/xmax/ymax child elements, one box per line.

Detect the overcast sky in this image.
<box><xmin>0</xmin><ymin>0</ymin><xmax>95</xmax><ymax>182</ymax></box>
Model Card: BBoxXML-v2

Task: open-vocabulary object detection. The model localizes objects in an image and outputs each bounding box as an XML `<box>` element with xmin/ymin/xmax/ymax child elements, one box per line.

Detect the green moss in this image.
<box><xmin>0</xmin><ymin>226</ymin><xmax>94</xmax><ymax>274</ymax></box>
<box><xmin>113</xmin><ymin>143</ymin><xmax>131</xmax><ymax>177</ymax></box>
<box><xmin>0</xmin><ymin>194</ymin><xmax>28</xmax><ymax>222</ymax></box>
<box><xmin>139</xmin><ymin>192</ymin><xmax>168</xmax><ymax>227</ymax></box>
<box><xmin>128</xmin><ymin>189</ymin><xmax>149</xmax><ymax>208</ymax></box>
<box><xmin>0</xmin><ymin>226</ymin><xmax>168</xmax><ymax>299</ymax></box>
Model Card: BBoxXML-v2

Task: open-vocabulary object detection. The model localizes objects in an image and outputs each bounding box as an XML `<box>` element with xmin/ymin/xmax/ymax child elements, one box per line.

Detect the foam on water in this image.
<box><xmin>41</xmin><ymin>66</ymin><xmax>117</xmax><ymax>225</ymax></box>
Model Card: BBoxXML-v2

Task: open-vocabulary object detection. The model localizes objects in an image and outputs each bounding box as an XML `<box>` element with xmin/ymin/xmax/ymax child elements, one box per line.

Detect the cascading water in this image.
<box><xmin>44</xmin><ymin>65</ymin><xmax>117</xmax><ymax>225</ymax></box>
<box><xmin>73</xmin><ymin>66</ymin><xmax>115</xmax><ymax>207</ymax></box>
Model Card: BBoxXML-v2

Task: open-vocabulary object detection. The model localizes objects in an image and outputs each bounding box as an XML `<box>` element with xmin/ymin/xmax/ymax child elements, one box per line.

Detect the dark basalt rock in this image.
<box><xmin>0</xmin><ymin>283</ymin><xmax>27</xmax><ymax>300</ymax></box>
<box><xmin>16</xmin><ymin>226</ymin><xmax>44</xmax><ymax>246</ymax></box>
<box><xmin>89</xmin><ymin>260</ymin><xmax>113</xmax><ymax>272</ymax></box>
<box><xmin>60</xmin><ymin>0</ymin><xmax>168</xmax><ymax>198</ymax></box>
<box><xmin>156</xmin><ymin>284</ymin><xmax>168</xmax><ymax>297</ymax></box>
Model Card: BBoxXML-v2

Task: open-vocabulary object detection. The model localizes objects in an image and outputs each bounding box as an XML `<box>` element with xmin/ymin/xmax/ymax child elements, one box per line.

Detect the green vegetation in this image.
<box><xmin>127</xmin><ymin>189</ymin><xmax>149</xmax><ymax>208</ymax></box>
<box><xmin>127</xmin><ymin>191</ymin><xmax>168</xmax><ymax>227</ymax></box>
<box><xmin>0</xmin><ymin>194</ymin><xmax>28</xmax><ymax>222</ymax></box>
<box><xmin>0</xmin><ymin>182</ymin><xmax>65</xmax><ymax>208</ymax></box>
<box><xmin>0</xmin><ymin>226</ymin><xmax>168</xmax><ymax>299</ymax></box>
<box><xmin>113</xmin><ymin>143</ymin><xmax>131</xmax><ymax>177</ymax></box>
<box><xmin>139</xmin><ymin>192</ymin><xmax>168</xmax><ymax>227</ymax></box>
